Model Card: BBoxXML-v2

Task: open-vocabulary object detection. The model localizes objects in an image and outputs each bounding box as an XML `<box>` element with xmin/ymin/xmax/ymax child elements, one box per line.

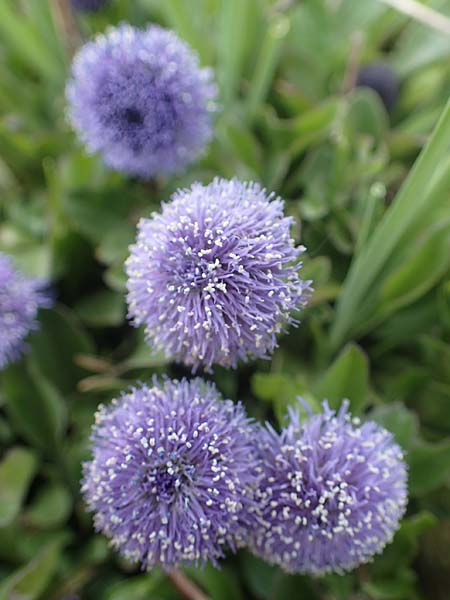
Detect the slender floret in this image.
<box><xmin>250</xmin><ymin>401</ymin><xmax>408</xmax><ymax>575</ymax></box>
<box><xmin>126</xmin><ymin>178</ymin><xmax>311</xmax><ymax>371</ymax></box>
<box><xmin>82</xmin><ymin>378</ymin><xmax>258</xmax><ymax>569</ymax></box>
<box><xmin>66</xmin><ymin>24</ymin><xmax>217</xmax><ymax>177</ymax></box>
<box><xmin>0</xmin><ymin>253</ymin><xmax>51</xmax><ymax>369</ymax></box>
<box><xmin>71</xmin><ymin>0</ymin><xmax>110</xmax><ymax>12</ymax></box>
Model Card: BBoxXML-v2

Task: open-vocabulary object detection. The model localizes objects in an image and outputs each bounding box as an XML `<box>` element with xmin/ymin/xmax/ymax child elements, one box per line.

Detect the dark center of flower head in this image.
<box><xmin>146</xmin><ymin>455</ymin><xmax>196</xmax><ymax>503</ymax></box>
<box><xmin>123</xmin><ymin>107</ymin><xmax>144</xmax><ymax>125</ymax></box>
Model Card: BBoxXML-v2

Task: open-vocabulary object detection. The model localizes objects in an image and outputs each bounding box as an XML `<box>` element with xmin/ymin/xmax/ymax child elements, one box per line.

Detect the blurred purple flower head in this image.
<box><xmin>82</xmin><ymin>377</ymin><xmax>258</xmax><ymax>568</ymax></box>
<box><xmin>250</xmin><ymin>400</ymin><xmax>408</xmax><ymax>575</ymax></box>
<box><xmin>71</xmin><ymin>0</ymin><xmax>110</xmax><ymax>13</ymax></box>
<box><xmin>126</xmin><ymin>178</ymin><xmax>311</xmax><ymax>371</ymax></box>
<box><xmin>66</xmin><ymin>24</ymin><xmax>217</xmax><ymax>178</ymax></box>
<box><xmin>0</xmin><ymin>253</ymin><xmax>51</xmax><ymax>369</ymax></box>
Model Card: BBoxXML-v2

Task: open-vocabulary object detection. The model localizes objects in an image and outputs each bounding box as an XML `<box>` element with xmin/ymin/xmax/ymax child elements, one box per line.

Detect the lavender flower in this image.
<box><xmin>0</xmin><ymin>253</ymin><xmax>51</xmax><ymax>369</ymax></box>
<box><xmin>82</xmin><ymin>377</ymin><xmax>258</xmax><ymax>568</ymax></box>
<box><xmin>66</xmin><ymin>24</ymin><xmax>217</xmax><ymax>178</ymax></box>
<box><xmin>250</xmin><ymin>401</ymin><xmax>408</xmax><ymax>575</ymax></box>
<box><xmin>126</xmin><ymin>178</ymin><xmax>311</xmax><ymax>371</ymax></box>
<box><xmin>71</xmin><ymin>0</ymin><xmax>110</xmax><ymax>13</ymax></box>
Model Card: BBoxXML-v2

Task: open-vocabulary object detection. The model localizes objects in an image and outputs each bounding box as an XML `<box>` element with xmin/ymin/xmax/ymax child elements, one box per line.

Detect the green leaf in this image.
<box><xmin>104</xmin><ymin>570</ymin><xmax>168</xmax><ymax>600</ymax></box>
<box><xmin>0</xmin><ymin>448</ymin><xmax>37</xmax><ymax>527</ymax></box>
<box><xmin>331</xmin><ymin>98</ymin><xmax>450</xmax><ymax>350</ymax></box>
<box><xmin>1</xmin><ymin>358</ymin><xmax>66</xmax><ymax>453</ymax></box>
<box><xmin>26</xmin><ymin>484</ymin><xmax>72</xmax><ymax>529</ymax></box>
<box><xmin>378</xmin><ymin>222</ymin><xmax>450</xmax><ymax>316</ymax></box>
<box><xmin>0</xmin><ymin>1</ymin><xmax>64</xmax><ymax>83</ymax></box>
<box><xmin>370</xmin><ymin>403</ymin><xmax>419</xmax><ymax>451</ymax></box>
<box><xmin>409</xmin><ymin>438</ymin><xmax>450</xmax><ymax>496</ymax></box>
<box><xmin>314</xmin><ymin>343</ymin><xmax>369</xmax><ymax>413</ymax></box>
<box><xmin>75</xmin><ymin>290</ymin><xmax>125</xmax><ymax>328</ymax></box>
<box><xmin>188</xmin><ymin>564</ymin><xmax>243</xmax><ymax>600</ymax></box>
<box><xmin>251</xmin><ymin>372</ymin><xmax>317</xmax><ymax>425</ymax></box>
<box><xmin>28</xmin><ymin>306</ymin><xmax>94</xmax><ymax>394</ymax></box>
<box><xmin>0</xmin><ymin>540</ymin><xmax>64</xmax><ymax>600</ymax></box>
<box><xmin>345</xmin><ymin>88</ymin><xmax>388</xmax><ymax>145</ymax></box>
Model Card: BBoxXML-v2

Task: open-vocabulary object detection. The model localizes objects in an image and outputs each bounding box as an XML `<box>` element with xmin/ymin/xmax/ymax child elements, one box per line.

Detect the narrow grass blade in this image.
<box><xmin>330</xmin><ymin>96</ymin><xmax>450</xmax><ymax>351</ymax></box>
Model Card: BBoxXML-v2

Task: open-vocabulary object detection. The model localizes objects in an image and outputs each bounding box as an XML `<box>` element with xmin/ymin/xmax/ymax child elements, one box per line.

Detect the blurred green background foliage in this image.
<box><xmin>0</xmin><ymin>0</ymin><xmax>450</xmax><ymax>598</ymax></box>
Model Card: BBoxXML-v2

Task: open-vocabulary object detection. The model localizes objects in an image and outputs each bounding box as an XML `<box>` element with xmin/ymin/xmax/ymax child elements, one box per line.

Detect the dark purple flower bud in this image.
<box><xmin>356</xmin><ymin>63</ymin><xmax>399</xmax><ymax>113</ymax></box>
<box><xmin>71</xmin><ymin>0</ymin><xmax>110</xmax><ymax>13</ymax></box>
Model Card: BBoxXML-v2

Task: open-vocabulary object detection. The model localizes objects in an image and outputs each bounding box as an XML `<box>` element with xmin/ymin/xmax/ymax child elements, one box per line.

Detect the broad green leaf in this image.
<box><xmin>409</xmin><ymin>439</ymin><xmax>450</xmax><ymax>495</ymax></box>
<box><xmin>0</xmin><ymin>540</ymin><xmax>63</xmax><ymax>600</ymax></box>
<box><xmin>188</xmin><ymin>564</ymin><xmax>243</xmax><ymax>600</ymax></box>
<box><xmin>0</xmin><ymin>448</ymin><xmax>37</xmax><ymax>527</ymax></box>
<box><xmin>251</xmin><ymin>372</ymin><xmax>317</xmax><ymax>425</ymax></box>
<box><xmin>26</xmin><ymin>484</ymin><xmax>72</xmax><ymax>529</ymax></box>
<box><xmin>1</xmin><ymin>358</ymin><xmax>66</xmax><ymax>453</ymax></box>
<box><xmin>314</xmin><ymin>343</ymin><xmax>369</xmax><ymax>413</ymax></box>
<box><xmin>363</xmin><ymin>568</ymin><xmax>417</xmax><ymax>600</ymax></box>
<box><xmin>75</xmin><ymin>290</ymin><xmax>125</xmax><ymax>328</ymax></box>
<box><xmin>345</xmin><ymin>88</ymin><xmax>388</xmax><ymax>145</ymax></box>
<box><xmin>371</xmin><ymin>403</ymin><xmax>419</xmax><ymax>450</ymax></box>
<box><xmin>105</xmin><ymin>571</ymin><xmax>167</xmax><ymax>600</ymax></box>
<box><xmin>28</xmin><ymin>306</ymin><xmax>94</xmax><ymax>394</ymax></box>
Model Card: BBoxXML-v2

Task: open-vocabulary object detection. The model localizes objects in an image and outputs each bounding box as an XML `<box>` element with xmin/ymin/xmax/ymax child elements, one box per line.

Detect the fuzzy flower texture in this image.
<box><xmin>82</xmin><ymin>378</ymin><xmax>258</xmax><ymax>569</ymax></box>
<box><xmin>250</xmin><ymin>401</ymin><xmax>408</xmax><ymax>575</ymax></box>
<box><xmin>126</xmin><ymin>178</ymin><xmax>311</xmax><ymax>370</ymax></box>
<box><xmin>66</xmin><ymin>24</ymin><xmax>216</xmax><ymax>178</ymax></box>
<box><xmin>0</xmin><ymin>253</ymin><xmax>51</xmax><ymax>369</ymax></box>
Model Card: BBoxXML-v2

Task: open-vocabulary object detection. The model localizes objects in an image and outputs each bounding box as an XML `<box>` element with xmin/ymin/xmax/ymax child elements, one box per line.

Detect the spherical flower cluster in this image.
<box><xmin>71</xmin><ymin>0</ymin><xmax>110</xmax><ymax>13</ymax></box>
<box><xmin>66</xmin><ymin>24</ymin><xmax>217</xmax><ymax>178</ymax></box>
<box><xmin>250</xmin><ymin>401</ymin><xmax>408</xmax><ymax>575</ymax></box>
<box><xmin>126</xmin><ymin>178</ymin><xmax>311</xmax><ymax>371</ymax></box>
<box><xmin>82</xmin><ymin>377</ymin><xmax>258</xmax><ymax>569</ymax></box>
<box><xmin>0</xmin><ymin>253</ymin><xmax>51</xmax><ymax>370</ymax></box>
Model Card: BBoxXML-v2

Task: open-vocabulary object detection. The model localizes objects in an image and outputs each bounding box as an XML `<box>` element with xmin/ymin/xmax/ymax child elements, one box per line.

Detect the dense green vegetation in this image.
<box><xmin>0</xmin><ymin>0</ymin><xmax>449</xmax><ymax>598</ymax></box>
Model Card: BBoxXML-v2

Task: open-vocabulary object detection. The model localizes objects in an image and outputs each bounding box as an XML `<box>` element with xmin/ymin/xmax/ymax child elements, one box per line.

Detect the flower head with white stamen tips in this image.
<box><xmin>82</xmin><ymin>377</ymin><xmax>258</xmax><ymax>569</ymax></box>
<box><xmin>250</xmin><ymin>400</ymin><xmax>408</xmax><ymax>575</ymax></box>
<box><xmin>126</xmin><ymin>178</ymin><xmax>311</xmax><ymax>371</ymax></box>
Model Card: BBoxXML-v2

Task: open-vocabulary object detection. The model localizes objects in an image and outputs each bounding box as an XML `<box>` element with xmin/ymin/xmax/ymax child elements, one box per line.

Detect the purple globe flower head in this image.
<box><xmin>71</xmin><ymin>0</ymin><xmax>110</xmax><ymax>13</ymax></box>
<box><xmin>82</xmin><ymin>377</ymin><xmax>259</xmax><ymax>569</ymax></box>
<box><xmin>250</xmin><ymin>400</ymin><xmax>408</xmax><ymax>575</ymax></box>
<box><xmin>126</xmin><ymin>178</ymin><xmax>311</xmax><ymax>371</ymax></box>
<box><xmin>0</xmin><ymin>253</ymin><xmax>52</xmax><ymax>370</ymax></box>
<box><xmin>66</xmin><ymin>24</ymin><xmax>217</xmax><ymax>178</ymax></box>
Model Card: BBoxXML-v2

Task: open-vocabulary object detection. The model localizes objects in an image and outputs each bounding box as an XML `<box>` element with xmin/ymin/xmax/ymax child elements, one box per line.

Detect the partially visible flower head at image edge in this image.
<box><xmin>66</xmin><ymin>23</ymin><xmax>217</xmax><ymax>178</ymax></box>
<box><xmin>0</xmin><ymin>253</ymin><xmax>52</xmax><ymax>369</ymax></box>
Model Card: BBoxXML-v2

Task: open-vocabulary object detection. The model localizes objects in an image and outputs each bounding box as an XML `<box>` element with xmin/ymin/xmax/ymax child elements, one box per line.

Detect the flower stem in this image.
<box><xmin>50</xmin><ymin>0</ymin><xmax>81</xmax><ymax>59</ymax></box>
<box><xmin>168</xmin><ymin>570</ymin><xmax>209</xmax><ymax>600</ymax></box>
